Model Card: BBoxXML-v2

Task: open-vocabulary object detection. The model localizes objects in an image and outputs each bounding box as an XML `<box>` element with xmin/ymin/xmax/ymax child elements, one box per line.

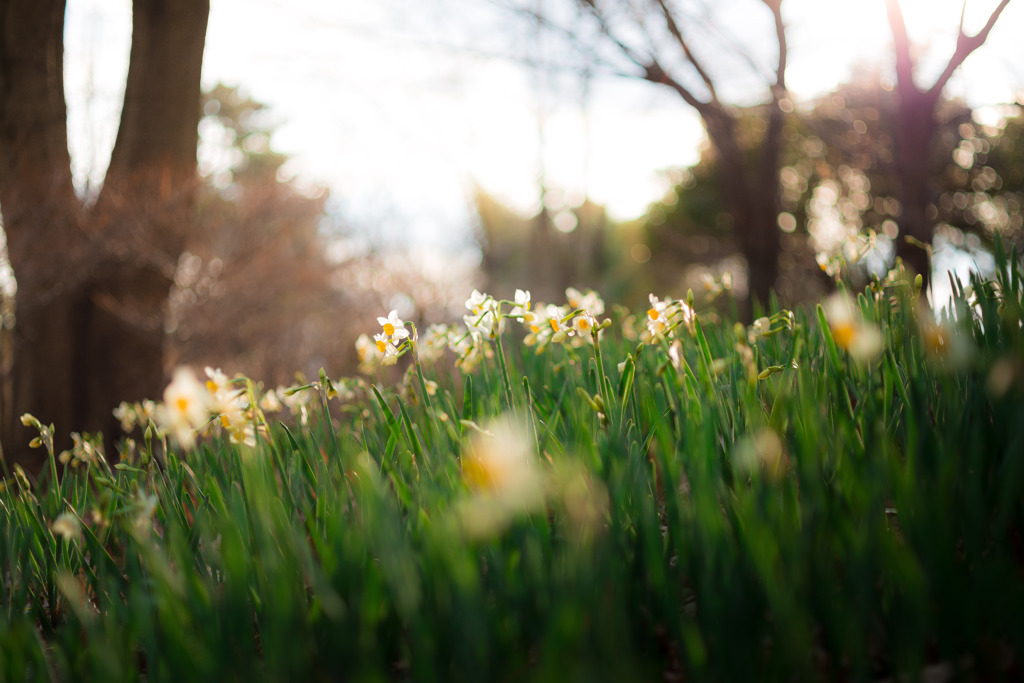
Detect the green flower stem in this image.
<box><xmin>317</xmin><ymin>386</ymin><xmax>342</xmax><ymax>460</ymax></box>
<box><xmin>494</xmin><ymin>333</ymin><xmax>516</xmax><ymax>411</ymax></box>
<box><xmin>408</xmin><ymin>328</ymin><xmax>439</xmax><ymax>449</ymax></box>
<box><xmin>591</xmin><ymin>327</ymin><xmax>608</xmax><ymax>401</ymax></box>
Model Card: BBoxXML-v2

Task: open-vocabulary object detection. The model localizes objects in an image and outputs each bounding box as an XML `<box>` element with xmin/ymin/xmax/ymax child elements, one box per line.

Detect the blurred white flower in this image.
<box><xmin>113</xmin><ymin>402</ymin><xmax>137</xmax><ymax>433</ymax></box>
<box><xmin>51</xmin><ymin>511</ymin><xmax>80</xmax><ymax>542</ymax></box>
<box><xmin>750</xmin><ymin>317</ymin><xmax>771</xmax><ymax>341</ymax></box>
<box><xmin>418</xmin><ymin>323</ymin><xmax>451</xmax><ymax>363</ymax></box>
<box><xmin>205</xmin><ymin>367</ymin><xmax>248</xmax><ymax>430</ymax></box>
<box><xmin>133</xmin><ymin>490</ymin><xmax>159</xmax><ymax>537</ymax></box>
<box><xmin>919</xmin><ymin>309</ymin><xmax>975</xmax><ymax>370</ymax></box>
<box><xmin>356</xmin><ymin>333</ymin><xmax>384</xmax><ymax>373</ymax></box>
<box><xmin>259</xmin><ymin>388</ymin><xmax>283</xmax><ymax>413</ymax></box>
<box><xmin>566</xmin><ymin>287</ymin><xmax>605</xmax><ymax>316</ymax></box>
<box><xmin>732</xmin><ymin>428</ymin><xmax>788</xmax><ymax>479</ymax></box>
<box><xmin>157</xmin><ymin>367</ymin><xmax>211</xmax><ymax>448</ymax></box>
<box><xmin>824</xmin><ymin>292</ymin><xmax>883</xmax><ymax>363</ymax></box>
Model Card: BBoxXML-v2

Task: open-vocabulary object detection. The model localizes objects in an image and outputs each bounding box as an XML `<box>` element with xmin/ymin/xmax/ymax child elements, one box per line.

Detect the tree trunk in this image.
<box><xmin>705</xmin><ymin>107</ymin><xmax>782</xmax><ymax>317</ymax></box>
<box><xmin>85</xmin><ymin>0</ymin><xmax>209</xmax><ymax>442</ymax></box>
<box><xmin>892</xmin><ymin>88</ymin><xmax>937</xmax><ymax>293</ymax></box>
<box><xmin>0</xmin><ymin>0</ymin><xmax>85</xmax><ymax>469</ymax></box>
<box><xmin>0</xmin><ymin>0</ymin><xmax>209</xmax><ymax>472</ymax></box>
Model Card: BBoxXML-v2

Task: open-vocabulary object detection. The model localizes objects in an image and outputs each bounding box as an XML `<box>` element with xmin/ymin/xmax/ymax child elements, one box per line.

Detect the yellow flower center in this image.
<box><xmin>176</xmin><ymin>397</ymin><xmax>190</xmax><ymax>413</ymax></box>
<box><xmin>578</xmin><ymin>318</ymin><xmax>590</xmax><ymax>330</ymax></box>
<box><xmin>549</xmin><ymin>319</ymin><xmax>560</xmax><ymax>332</ymax></box>
<box><xmin>924</xmin><ymin>327</ymin><xmax>947</xmax><ymax>353</ymax></box>
<box><xmin>376</xmin><ymin>339</ymin><xmax>387</xmax><ymax>353</ymax></box>
<box><xmin>383</xmin><ymin>323</ymin><xmax>395</xmax><ymax>336</ymax></box>
<box><xmin>206</xmin><ymin>380</ymin><xmax>218</xmax><ymax>392</ymax></box>
<box><xmin>648</xmin><ymin>308</ymin><xmax>659</xmax><ymax>321</ymax></box>
<box><xmin>831</xmin><ymin>323</ymin><xmax>856</xmax><ymax>349</ymax></box>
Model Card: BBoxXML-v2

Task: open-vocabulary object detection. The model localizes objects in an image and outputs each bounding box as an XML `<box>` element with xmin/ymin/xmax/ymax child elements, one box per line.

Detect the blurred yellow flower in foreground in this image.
<box><xmin>824</xmin><ymin>292</ymin><xmax>883</xmax><ymax>362</ymax></box>
<box><xmin>731</xmin><ymin>428</ymin><xmax>789</xmax><ymax>480</ymax></box>
<box><xmin>458</xmin><ymin>417</ymin><xmax>544</xmax><ymax>538</ymax></box>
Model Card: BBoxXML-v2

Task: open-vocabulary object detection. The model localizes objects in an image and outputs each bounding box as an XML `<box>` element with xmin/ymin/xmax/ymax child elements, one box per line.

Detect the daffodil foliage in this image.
<box><xmin>3</xmin><ymin>245</ymin><xmax>1024</xmax><ymax>681</ymax></box>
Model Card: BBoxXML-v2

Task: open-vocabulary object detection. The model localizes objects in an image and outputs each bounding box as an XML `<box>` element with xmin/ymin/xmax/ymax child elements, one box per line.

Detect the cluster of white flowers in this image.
<box><xmin>418</xmin><ymin>323</ymin><xmax>455</xmax><ymax>364</ymax></box>
<box><xmin>520</xmin><ymin>287</ymin><xmax>605</xmax><ymax>351</ymax></box>
<box><xmin>698</xmin><ymin>272</ymin><xmax>733</xmax><ymax>301</ymax></box>
<box><xmin>452</xmin><ymin>326</ymin><xmax>489</xmax><ymax>374</ymax></box>
<box><xmin>640</xmin><ymin>294</ymin><xmax>695</xmax><ymax>343</ymax></box>
<box><xmin>746</xmin><ymin>311</ymin><xmax>794</xmax><ymax>345</ymax></box>
<box><xmin>204</xmin><ymin>367</ymin><xmax>257</xmax><ymax>447</ymax></box>
<box><xmin>113</xmin><ymin>399</ymin><xmax>158</xmax><ymax>434</ymax></box>
<box><xmin>465</xmin><ymin>289</ymin><xmax>504</xmax><ymax>339</ymax></box>
<box><xmin>153</xmin><ymin>366</ymin><xmax>263</xmax><ymax>448</ymax></box>
<box><xmin>355</xmin><ymin>309</ymin><xmax>412</xmax><ymax>371</ymax></box>
<box><xmin>58</xmin><ymin>432</ymin><xmax>104</xmax><ymax>467</ymax></box>
<box><xmin>355</xmin><ymin>287</ymin><xmax>609</xmax><ymax>376</ymax></box>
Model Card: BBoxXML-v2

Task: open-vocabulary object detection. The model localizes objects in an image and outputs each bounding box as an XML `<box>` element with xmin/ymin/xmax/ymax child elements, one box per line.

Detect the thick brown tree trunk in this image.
<box><xmin>892</xmin><ymin>88</ymin><xmax>937</xmax><ymax>293</ymax></box>
<box><xmin>0</xmin><ymin>0</ymin><xmax>85</xmax><ymax>470</ymax></box>
<box><xmin>706</xmin><ymin>107</ymin><xmax>782</xmax><ymax>317</ymax></box>
<box><xmin>0</xmin><ymin>0</ymin><xmax>209</xmax><ymax>472</ymax></box>
<box><xmin>883</xmin><ymin>0</ymin><xmax>1010</xmax><ymax>299</ymax></box>
<box><xmin>85</xmin><ymin>0</ymin><xmax>209</xmax><ymax>442</ymax></box>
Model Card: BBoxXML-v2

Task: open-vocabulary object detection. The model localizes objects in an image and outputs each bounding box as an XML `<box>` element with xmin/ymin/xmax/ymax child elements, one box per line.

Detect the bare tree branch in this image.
<box><xmin>651</xmin><ymin>0</ymin><xmax>719</xmax><ymax>102</ymax></box>
<box><xmin>696</xmin><ymin>3</ymin><xmax>776</xmax><ymax>86</ymax></box>
<box><xmin>575</xmin><ymin>0</ymin><xmax>657</xmax><ymax>75</ymax></box>
<box><xmin>486</xmin><ymin>1</ymin><xmax>632</xmax><ymax>78</ymax></box>
<box><xmin>884</xmin><ymin>0</ymin><xmax>917</xmax><ymax>94</ymax></box>
<box><xmin>927</xmin><ymin>0</ymin><xmax>1011</xmax><ymax>100</ymax></box>
<box><xmin>573</xmin><ymin>0</ymin><xmax>710</xmax><ymax>112</ymax></box>
<box><xmin>758</xmin><ymin>0</ymin><xmax>787</xmax><ymax>189</ymax></box>
<box><xmin>765</xmin><ymin>0</ymin><xmax>787</xmax><ymax>93</ymax></box>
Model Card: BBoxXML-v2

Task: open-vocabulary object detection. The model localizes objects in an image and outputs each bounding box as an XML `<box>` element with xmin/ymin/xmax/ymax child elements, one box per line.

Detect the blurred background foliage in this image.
<box><xmin>476</xmin><ymin>79</ymin><xmax>1024</xmax><ymax>315</ymax></box>
<box><xmin>644</xmin><ymin>75</ymin><xmax>1024</xmax><ymax>306</ymax></box>
<box><xmin>4</xmin><ymin>81</ymin><xmax>1022</xmax><ymax>385</ymax></box>
<box><xmin>137</xmin><ymin>79</ymin><xmax>1024</xmax><ymax>381</ymax></box>
<box><xmin>161</xmin><ymin>84</ymin><xmax>479</xmax><ymax>387</ymax></box>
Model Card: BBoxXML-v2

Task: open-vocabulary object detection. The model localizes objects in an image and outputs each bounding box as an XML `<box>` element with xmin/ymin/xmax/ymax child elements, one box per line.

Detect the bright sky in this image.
<box><xmin>64</xmin><ymin>0</ymin><xmax>1024</xmax><ymax>251</ymax></box>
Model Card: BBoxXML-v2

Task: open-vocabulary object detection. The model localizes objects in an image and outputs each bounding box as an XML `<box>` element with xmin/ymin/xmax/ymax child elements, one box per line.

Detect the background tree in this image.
<box><xmin>474</xmin><ymin>187</ymin><xmax>615</xmax><ymax>304</ymax></box>
<box><xmin>646</xmin><ymin>74</ymin><xmax>1024</xmax><ymax>304</ymax></box>
<box><xmin>496</xmin><ymin>0</ymin><xmax>789</xmax><ymax>313</ymax></box>
<box><xmin>0</xmin><ymin>0</ymin><xmax>209</xmax><ymax>468</ymax></box>
<box><xmin>168</xmin><ymin>84</ymin><xmax>347</xmax><ymax>387</ymax></box>
<box><xmin>883</xmin><ymin>0</ymin><xmax>1011</xmax><ymax>293</ymax></box>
